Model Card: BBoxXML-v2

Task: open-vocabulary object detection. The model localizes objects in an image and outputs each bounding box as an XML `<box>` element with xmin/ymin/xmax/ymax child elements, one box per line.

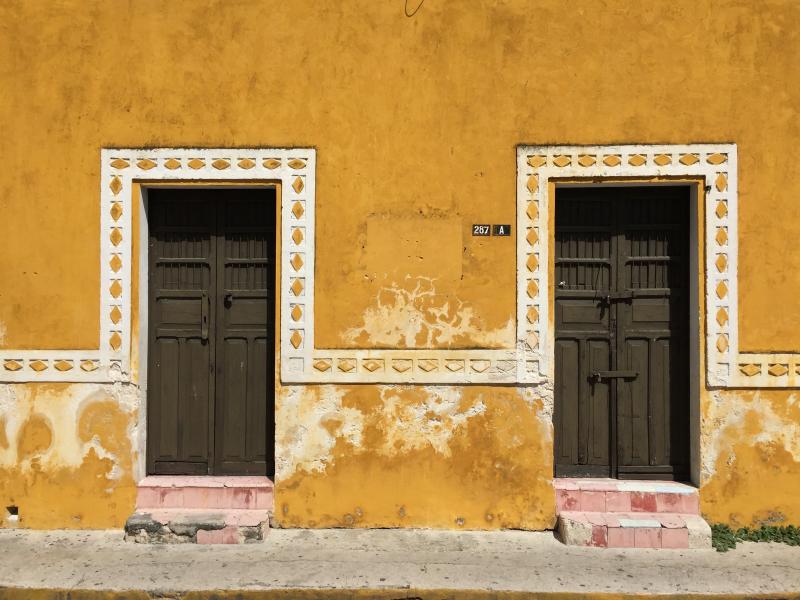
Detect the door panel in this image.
<box><xmin>214</xmin><ymin>193</ymin><xmax>275</xmax><ymax>475</ymax></box>
<box><xmin>147</xmin><ymin>189</ymin><xmax>275</xmax><ymax>476</ymax></box>
<box><xmin>555</xmin><ymin>187</ymin><xmax>690</xmax><ymax>480</ymax></box>
<box><xmin>147</xmin><ymin>194</ymin><xmax>215</xmax><ymax>475</ymax></box>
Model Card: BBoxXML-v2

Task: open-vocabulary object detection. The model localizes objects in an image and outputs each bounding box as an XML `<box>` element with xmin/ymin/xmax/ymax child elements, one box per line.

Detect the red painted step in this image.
<box><xmin>555</xmin><ymin>478</ymin><xmax>699</xmax><ymax>514</ymax></box>
<box><xmin>135</xmin><ymin>476</ymin><xmax>274</xmax><ymax>511</ymax></box>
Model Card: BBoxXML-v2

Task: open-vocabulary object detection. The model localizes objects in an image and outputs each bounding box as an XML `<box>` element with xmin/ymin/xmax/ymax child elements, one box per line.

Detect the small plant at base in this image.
<box><xmin>712</xmin><ymin>523</ymin><xmax>800</xmax><ymax>552</ymax></box>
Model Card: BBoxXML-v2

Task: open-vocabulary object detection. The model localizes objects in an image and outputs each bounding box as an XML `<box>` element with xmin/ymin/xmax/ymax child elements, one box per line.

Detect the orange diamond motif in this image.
<box><xmin>715</xmin><ymin>227</ymin><xmax>728</xmax><ymax>246</ymax></box>
<box><xmin>110</xmin><ymin>158</ymin><xmax>130</xmax><ymax>169</ymax></box>
<box><xmin>30</xmin><ymin>360</ymin><xmax>48</xmax><ymax>372</ymax></box>
<box><xmin>188</xmin><ymin>158</ymin><xmax>205</xmax><ymax>169</ymax></box>
<box><xmin>527</xmin><ymin>174</ymin><xmax>539</xmax><ymax>193</ymax></box>
<box><xmin>418</xmin><ymin>359</ymin><xmax>438</xmax><ymax>372</ymax></box>
<box><xmin>528</xmin><ymin>331</ymin><xmax>539</xmax><ymax>349</ymax></box>
<box><xmin>109</xmin><ymin>176</ymin><xmax>123</xmax><ymax>195</ymax></box>
<box><xmin>526</xmin><ymin>254</ymin><xmax>538</xmax><ymax>272</ymax></box>
<box><xmin>553</xmin><ymin>155</ymin><xmax>571</xmax><ymax>168</ymax></box>
<box><xmin>110</xmin><ymin>254</ymin><xmax>122</xmax><ymax>273</ymax></box>
<box><xmin>527</xmin><ymin>280</ymin><xmax>539</xmax><ymax>298</ymax></box>
<box><xmin>110</xmin><ymin>202</ymin><xmax>123</xmax><ymax>221</ymax></box>
<box><xmin>291</xmin><ymin>305</ymin><xmax>303</xmax><ymax>321</ymax></box>
<box><xmin>527</xmin><ymin>307</ymin><xmax>539</xmax><ymax>323</ymax></box>
<box><xmin>392</xmin><ymin>360</ymin><xmax>412</xmax><ymax>373</ymax></box>
<box><xmin>471</xmin><ymin>360</ymin><xmax>490</xmax><ymax>373</ymax></box>
<box><xmin>578</xmin><ymin>154</ymin><xmax>596</xmax><ymax>167</ymax></box>
<box><xmin>313</xmin><ymin>359</ymin><xmax>331</xmax><ymax>372</ymax></box>
<box><xmin>110</xmin><ymin>280</ymin><xmax>122</xmax><ymax>298</ymax></box>
<box><xmin>80</xmin><ymin>360</ymin><xmax>98</xmax><ymax>372</ymax></box>
<box><xmin>110</xmin><ymin>228</ymin><xmax>123</xmax><ymax>246</ymax></box>
<box><xmin>527</xmin><ymin>202</ymin><xmax>539</xmax><ymax>221</ymax></box>
<box><xmin>291</xmin><ymin>254</ymin><xmax>304</xmax><ymax>271</ymax></box>
<box><xmin>602</xmin><ymin>155</ymin><xmax>621</xmax><ymax>166</ymax></box>
<box><xmin>716</xmin><ymin>254</ymin><xmax>728</xmax><ymax>272</ymax></box>
<box><xmin>715</xmin><ymin>172</ymin><xmax>728</xmax><ymax>192</ymax></box>
<box><xmin>679</xmin><ymin>154</ymin><xmax>699</xmax><ymax>165</ymax></box>
<box><xmin>263</xmin><ymin>158</ymin><xmax>281</xmax><ymax>169</ymax></box>
<box><xmin>164</xmin><ymin>158</ymin><xmax>181</xmax><ymax>170</ymax></box>
<box><xmin>110</xmin><ymin>332</ymin><xmax>122</xmax><ymax>351</ymax></box>
<box><xmin>716</xmin><ymin>201</ymin><xmax>728</xmax><ymax>219</ymax></box>
<box><xmin>628</xmin><ymin>154</ymin><xmax>646</xmax><ymax>166</ymax></box>
<box><xmin>768</xmin><ymin>363</ymin><xmax>789</xmax><ymax>377</ymax></box>
<box><xmin>290</xmin><ymin>331</ymin><xmax>303</xmax><ymax>349</ymax></box>
<box><xmin>110</xmin><ymin>306</ymin><xmax>122</xmax><ymax>324</ymax></box>
<box><xmin>716</xmin><ymin>307</ymin><xmax>729</xmax><ymax>326</ymax></box>
<box><xmin>237</xmin><ymin>158</ymin><xmax>256</xmax><ymax>169</ymax></box>
<box><xmin>654</xmin><ymin>154</ymin><xmax>672</xmax><ymax>166</ymax></box>
<box><xmin>292</xmin><ymin>202</ymin><xmax>304</xmax><ymax>219</ymax></box>
<box><xmin>54</xmin><ymin>360</ymin><xmax>73</xmax><ymax>372</ymax></box>
<box><xmin>137</xmin><ymin>158</ymin><xmax>157</xmax><ymax>170</ymax></box>
<box><xmin>527</xmin><ymin>155</ymin><xmax>546</xmax><ymax>168</ymax></box>
<box><xmin>740</xmin><ymin>364</ymin><xmax>761</xmax><ymax>377</ymax></box>
<box><xmin>338</xmin><ymin>359</ymin><xmax>356</xmax><ymax>372</ymax></box>
<box><xmin>292</xmin><ymin>228</ymin><xmax>304</xmax><ymax>245</ymax></box>
<box><xmin>292</xmin><ymin>176</ymin><xmax>304</xmax><ymax>194</ymax></box>
<box><xmin>290</xmin><ymin>279</ymin><xmax>304</xmax><ymax>296</ymax></box>
<box><xmin>526</xmin><ymin>228</ymin><xmax>538</xmax><ymax>246</ymax></box>
<box><xmin>212</xmin><ymin>158</ymin><xmax>230</xmax><ymax>170</ymax></box>
<box><xmin>288</xmin><ymin>158</ymin><xmax>307</xmax><ymax>169</ymax></box>
<box><xmin>363</xmin><ymin>359</ymin><xmax>383</xmax><ymax>372</ymax></box>
<box><xmin>716</xmin><ymin>334</ymin><xmax>729</xmax><ymax>353</ymax></box>
<box><xmin>707</xmin><ymin>153</ymin><xmax>727</xmax><ymax>165</ymax></box>
<box><xmin>3</xmin><ymin>360</ymin><xmax>22</xmax><ymax>371</ymax></box>
<box><xmin>716</xmin><ymin>281</ymin><xmax>728</xmax><ymax>299</ymax></box>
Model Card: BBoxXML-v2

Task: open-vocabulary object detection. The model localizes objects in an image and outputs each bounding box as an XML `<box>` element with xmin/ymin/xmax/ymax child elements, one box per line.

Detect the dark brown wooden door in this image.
<box><xmin>147</xmin><ymin>189</ymin><xmax>276</xmax><ymax>476</ymax></box>
<box><xmin>554</xmin><ymin>186</ymin><xmax>689</xmax><ymax>480</ymax></box>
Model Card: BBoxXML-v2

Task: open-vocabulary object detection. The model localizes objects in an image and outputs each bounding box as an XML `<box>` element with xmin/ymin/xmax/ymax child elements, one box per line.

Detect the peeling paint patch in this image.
<box><xmin>0</xmin><ymin>383</ymin><xmax>138</xmax><ymax>529</ymax></box>
<box><xmin>701</xmin><ymin>390</ymin><xmax>800</xmax><ymax>527</ymax></box>
<box><xmin>275</xmin><ymin>385</ymin><xmax>555</xmax><ymax>530</ymax></box>
<box><xmin>341</xmin><ymin>277</ymin><xmax>514</xmax><ymax>348</ymax></box>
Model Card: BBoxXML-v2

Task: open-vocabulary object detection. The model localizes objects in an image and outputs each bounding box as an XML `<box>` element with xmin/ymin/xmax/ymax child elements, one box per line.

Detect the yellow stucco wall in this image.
<box><xmin>0</xmin><ymin>0</ymin><xmax>799</xmax><ymax>529</ymax></box>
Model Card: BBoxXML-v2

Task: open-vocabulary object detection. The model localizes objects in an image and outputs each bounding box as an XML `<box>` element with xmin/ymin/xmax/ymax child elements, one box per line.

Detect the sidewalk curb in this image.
<box><xmin>2</xmin><ymin>589</ymin><xmax>800</xmax><ymax>600</ymax></box>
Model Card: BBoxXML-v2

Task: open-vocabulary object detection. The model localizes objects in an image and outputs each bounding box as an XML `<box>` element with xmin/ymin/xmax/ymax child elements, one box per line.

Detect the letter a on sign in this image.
<box><xmin>492</xmin><ymin>224</ymin><xmax>511</xmax><ymax>236</ymax></box>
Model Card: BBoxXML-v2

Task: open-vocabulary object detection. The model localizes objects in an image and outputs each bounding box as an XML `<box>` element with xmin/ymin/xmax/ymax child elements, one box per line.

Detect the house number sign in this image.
<box><xmin>472</xmin><ymin>224</ymin><xmax>511</xmax><ymax>236</ymax></box>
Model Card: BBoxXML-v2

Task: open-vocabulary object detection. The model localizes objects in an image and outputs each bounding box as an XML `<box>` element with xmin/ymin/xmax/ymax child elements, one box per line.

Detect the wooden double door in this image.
<box><xmin>147</xmin><ymin>188</ymin><xmax>275</xmax><ymax>476</ymax></box>
<box><xmin>554</xmin><ymin>186</ymin><xmax>690</xmax><ymax>480</ymax></box>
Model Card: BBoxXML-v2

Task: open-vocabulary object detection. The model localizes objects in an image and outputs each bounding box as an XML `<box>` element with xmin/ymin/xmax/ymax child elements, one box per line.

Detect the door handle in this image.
<box><xmin>224</xmin><ymin>293</ymin><xmax>233</xmax><ymax>307</ymax></box>
<box><xmin>590</xmin><ymin>370</ymin><xmax>638</xmax><ymax>383</ymax></box>
<box><xmin>600</xmin><ymin>291</ymin><xmax>633</xmax><ymax>304</ymax></box>
<box><xmin>201</xmin><ymin>292</ymin><xmax>209</xmax><ymax>341</ymax></box>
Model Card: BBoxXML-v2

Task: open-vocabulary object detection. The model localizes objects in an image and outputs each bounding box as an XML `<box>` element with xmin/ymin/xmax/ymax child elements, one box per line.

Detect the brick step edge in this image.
<box><xmin>556</xmin><ymin>487</ymin><xmax>699</xmax><ymax>514</ymax></box>
<box><xmin>124</xmin><ymin>510</ymin><xmax>270</xmax><ymax>545</ymax></box>
<box><xmin>557</xmin><ymin>512</ymin><xmax>711</xmax><ymax>549</ymax></box>
<box><xmin>136</xmin><ymin>486</ymin><xmax>273</xmax><ymax>511</ymax></box>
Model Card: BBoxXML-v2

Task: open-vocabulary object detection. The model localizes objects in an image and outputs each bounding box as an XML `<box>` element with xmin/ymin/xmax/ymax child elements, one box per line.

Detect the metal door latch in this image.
<box><xmin>590</xmin><ymin>370</ymin><xmax>638</xmax><ymax>383</ymax></box>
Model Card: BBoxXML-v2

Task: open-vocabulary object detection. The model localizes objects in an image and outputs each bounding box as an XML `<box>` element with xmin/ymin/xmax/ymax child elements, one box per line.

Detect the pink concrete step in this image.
<box><xmin>558</xmin><ymin>511</ymin><xmax>711</xmax><ymax>549</ymax></box>
<box><xmin>554</xmin><ymin>478</ymin><xmax>699</xmax><ymax>514</ymax></box>
<box><xmin>135</xmin><ymin>476</ymin><xmax>273</xmax><ymax>511</ymax></box>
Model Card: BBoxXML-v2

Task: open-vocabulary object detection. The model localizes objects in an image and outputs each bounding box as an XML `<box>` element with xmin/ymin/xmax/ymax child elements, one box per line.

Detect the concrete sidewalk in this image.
<box><xmin>0</xmin><ymin>528</ymin><xmax>799</xmax><ymax>599</ymax></box>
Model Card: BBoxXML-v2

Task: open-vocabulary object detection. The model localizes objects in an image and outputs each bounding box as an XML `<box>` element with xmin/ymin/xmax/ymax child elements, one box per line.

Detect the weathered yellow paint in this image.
<box><xmin>1</xmin><ymin>0</ymin><xmax>800</xmax><ymax>530</ymax></box>
<box><xmin>700</xmin><ymin>389</ymin><xmax>800</xmax><ymax>527</ymax></box>
<box><xmin>0</xmin><ymin>384</ymin><xmax>137</xmax><ymax>529</ymax></box>
<box><xmin>2</xmin><ymin>1</ymin><xmax>799</xmax><ymax>350</ymax></box>
<box><xmin>274</xmin><ymin>385</ymin><xmax>554</xmax><ymax>530</ymax></box>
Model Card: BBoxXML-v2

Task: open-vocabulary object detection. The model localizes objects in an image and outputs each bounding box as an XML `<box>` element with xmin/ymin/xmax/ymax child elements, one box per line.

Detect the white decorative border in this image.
<box><xmin>0</xmin><ymin>145</ymin><xmax>796</xmax><ymax>387</ymax></box>
<box><xmin>519</xmin><ymin>144</ymin><xmax>742</xmax><ymax>388</ymax></box>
